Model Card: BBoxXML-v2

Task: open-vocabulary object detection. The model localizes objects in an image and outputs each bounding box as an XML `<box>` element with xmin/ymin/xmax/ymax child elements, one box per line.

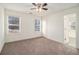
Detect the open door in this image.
<box><xmin>64</xmin><ymin>13</ymin><xmax>76</xmax><ymax>48</ymax></box>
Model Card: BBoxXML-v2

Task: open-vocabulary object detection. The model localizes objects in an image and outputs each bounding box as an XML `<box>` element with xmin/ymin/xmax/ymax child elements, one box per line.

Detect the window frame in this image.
<box><xmin>7</xmin><ymin>16</ymin><xmax>21</xmax><ymax>33</ymax></box>
<box><xmin>35</xmin><ymin>18</ymin><xmax>41</xmax><ymax>32</ymax></box>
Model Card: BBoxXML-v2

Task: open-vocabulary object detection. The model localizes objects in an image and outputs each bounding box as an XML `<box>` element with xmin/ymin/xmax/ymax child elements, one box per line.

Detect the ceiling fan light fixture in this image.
<box><xmin>36</xmin><ymin>8</ymin><xmax>39</xmax><ymax>12</ymax></box>
<box><xmin>36</xmin><ymin>8</ymin><xmax>42</xmax><ymax>13</ymax></box>
<box><xmin>39</xmin><ymin>8</ymin><xmax>42</xmax><ymax>12</ymax></box>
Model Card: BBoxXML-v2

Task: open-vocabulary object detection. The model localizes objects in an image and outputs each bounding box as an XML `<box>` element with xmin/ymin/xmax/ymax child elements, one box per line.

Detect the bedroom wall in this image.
<box><xmin>0</xmin><ymin>7</ymin><xmax>5</xmax><ymax>52</ymax></box>
<box><xmin>43</xmin><ymin>6</ymin><xmax>79</xmax><ymax>48</ymax></box>
<box><xmin>5</xmin><ymin>9</ymin><xmax>42</xmax><ymax>42</ymax></box>
<box><xmin>43</xmin><ymin>12</ymin><xmax>64</xmax><ymax>43</ymax></box>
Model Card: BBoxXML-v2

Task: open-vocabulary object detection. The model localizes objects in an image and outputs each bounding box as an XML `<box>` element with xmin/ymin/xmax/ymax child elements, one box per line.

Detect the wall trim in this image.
<box><xmin>5</xmin><ymin>36</ymin><xmax>43</xmax><ymax>44</ymax></box>
<box><xmin>43</xmin><ymin>36</ymin><xmax>64</xmax><ymax>44</ymax></box>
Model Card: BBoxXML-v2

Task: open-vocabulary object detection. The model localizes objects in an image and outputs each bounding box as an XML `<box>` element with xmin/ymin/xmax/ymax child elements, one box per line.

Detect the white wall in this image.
<box><xmin>43</xmin><ymin>6</ymin><xmax>79</xmax><ymax>47</ymax></box>
<box><xmin>5</xmin><ymin>9</ymin><xmax>42</xmax><ymax>42</ymax></box>
<box><xmin>43</xmin><ymin>12</ymin><xmax>64</xmax><ymax>43</ymax></box>
<box><xmin>0</xmin><ymin>7</ymin><xmax>5</xmax><ymax>52</ymax></box>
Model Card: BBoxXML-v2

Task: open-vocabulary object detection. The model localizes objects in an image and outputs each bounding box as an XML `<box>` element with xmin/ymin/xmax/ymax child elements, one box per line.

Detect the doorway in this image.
<box><xmin>64</xmin><ymin>13</ymin><xmax>76</xmax><ymax>48</ymax></box>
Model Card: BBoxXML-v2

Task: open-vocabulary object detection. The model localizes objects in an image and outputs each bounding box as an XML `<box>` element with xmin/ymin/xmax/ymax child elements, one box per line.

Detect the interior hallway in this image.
<box><xmin>1</xmin><ymin>37</ymin><xmax>79</xmax><ymax>55</ymax></box>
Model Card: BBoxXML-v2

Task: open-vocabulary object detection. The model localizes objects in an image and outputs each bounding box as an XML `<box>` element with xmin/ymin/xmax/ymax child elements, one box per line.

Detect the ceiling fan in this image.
<box><xmin>31</xmin><ymin>3</ymin><xmax>48</xmax><ymax>12</ymax></box>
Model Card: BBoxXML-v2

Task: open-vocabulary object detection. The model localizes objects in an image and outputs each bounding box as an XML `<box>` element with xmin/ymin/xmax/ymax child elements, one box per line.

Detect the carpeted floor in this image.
<box><xmin>1</xmin><ymin>37</ymin><xmax>79</xmax><ymax>55</ymax></box>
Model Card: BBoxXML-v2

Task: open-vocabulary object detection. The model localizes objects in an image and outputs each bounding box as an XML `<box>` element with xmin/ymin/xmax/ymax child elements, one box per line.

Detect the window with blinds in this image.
<box><xmin>8</xmin><ymin>16</ymin><xmax>20</xmax><ymax>32</ymax></box>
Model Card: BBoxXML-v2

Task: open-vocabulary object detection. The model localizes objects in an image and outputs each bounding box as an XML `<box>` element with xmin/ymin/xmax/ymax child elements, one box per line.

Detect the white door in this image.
<box><xmin>64</xmin><ymin>13</ymin><xmax>76</xmax><ymax>48</ymax></box>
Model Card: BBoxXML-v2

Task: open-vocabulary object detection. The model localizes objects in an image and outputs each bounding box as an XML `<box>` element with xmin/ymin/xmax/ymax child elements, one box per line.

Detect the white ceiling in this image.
<box><xmin>0</xmin><ymin>3</ymin><xmax>79</xmax><ymax>15</ymax></box>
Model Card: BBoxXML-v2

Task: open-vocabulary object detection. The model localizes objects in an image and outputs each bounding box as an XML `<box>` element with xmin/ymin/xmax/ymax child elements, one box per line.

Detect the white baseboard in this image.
<box><xmin>5</xmin><ymin>36</ymin><xmax>43</xmax><ymax>43</ymax></box>
<box><xmin>43</xmin><ymin>35</ymin><xmax>64</xmax><ymax>44</ymax></box>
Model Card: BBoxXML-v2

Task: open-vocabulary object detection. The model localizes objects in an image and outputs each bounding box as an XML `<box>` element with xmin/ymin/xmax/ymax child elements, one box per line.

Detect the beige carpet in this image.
<box><xmin>1</xmin><ymin>37</ymin><xmax>79</xmax><ymax>55</ymax></box>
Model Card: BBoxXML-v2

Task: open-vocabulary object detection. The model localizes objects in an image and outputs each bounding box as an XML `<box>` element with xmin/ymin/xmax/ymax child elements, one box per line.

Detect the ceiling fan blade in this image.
<box><xmin>42</xmin><ymin>3</ymin><xmax>47</xmax><ymax>7</ymax></box>
<box><xmin>42</xmin><ymin>8</ymin><xmax>48</xmax><ymax>10</ymax></box>
<box><xmin>32</xmin><ymin>3</ymin><xmax>37</xmax><ymax>6</ymax></box>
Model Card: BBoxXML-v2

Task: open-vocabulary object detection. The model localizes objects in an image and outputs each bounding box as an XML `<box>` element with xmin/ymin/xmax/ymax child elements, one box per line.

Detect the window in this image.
<box><xmin>8</xmin><ymin>16</ymin><xmax>20</xmax><ymax>32</ymax></box>
<box><xmin>35</xmin><ymin>19</ymin><xmax>40</xmax><ymax>31</ymax></box>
